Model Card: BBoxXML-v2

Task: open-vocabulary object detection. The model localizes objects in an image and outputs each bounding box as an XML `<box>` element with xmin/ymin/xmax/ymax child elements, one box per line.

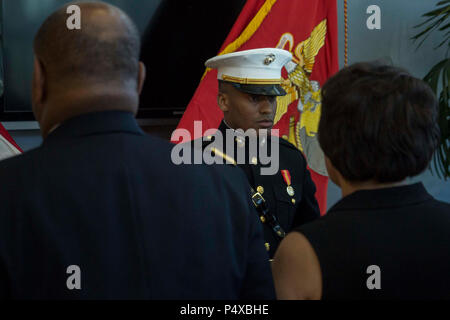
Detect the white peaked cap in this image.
<box><xmin>205</xmin><ymin>48</ymin><xmax>292</xmax><ymax>85</ymax></box>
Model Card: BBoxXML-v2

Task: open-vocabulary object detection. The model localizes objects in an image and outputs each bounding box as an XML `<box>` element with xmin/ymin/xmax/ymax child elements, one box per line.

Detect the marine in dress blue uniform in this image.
<box><xmin>201</xmin><ymin>48</ymin><xmax>320</xmax><ymax>258</ymax></box>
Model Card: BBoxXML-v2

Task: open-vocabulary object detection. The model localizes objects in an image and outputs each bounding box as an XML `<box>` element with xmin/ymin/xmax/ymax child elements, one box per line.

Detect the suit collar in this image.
<box><xmin>44</xmin><ymin>111</ymin><xmax>144</xmax><ymax>143</ymax></box>
<box><xmin>328</xmin><ymin>182</ymin><xmax>432</xmax><ymax>212</ymax></box>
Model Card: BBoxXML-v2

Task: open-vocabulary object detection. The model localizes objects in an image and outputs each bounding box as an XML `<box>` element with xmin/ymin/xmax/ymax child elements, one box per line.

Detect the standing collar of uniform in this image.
<box><xmin>44</xmin><ymin>110</ymin><xmax>144</xmax><ymax>143</ymax></box>
<box><xmin>219</xmin><ymin>120</ymin><xmax>245</xmax><ymax>138</ymax></box>
<box><xmin>328</xmin><ymin>182</ymin><xmax>433</xmax><ymax>212</ymax></box>
<box><xmin>218</xmin><ymin>120</ymin><xmax>270</xmax><ymax>144</ymax></box>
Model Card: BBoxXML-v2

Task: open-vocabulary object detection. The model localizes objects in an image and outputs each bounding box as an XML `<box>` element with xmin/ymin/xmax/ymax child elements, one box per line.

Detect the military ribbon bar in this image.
<box><xmin>281</xmin><ymin>170</ymin><xmax>291</xmax><ymax>186</ymax></box>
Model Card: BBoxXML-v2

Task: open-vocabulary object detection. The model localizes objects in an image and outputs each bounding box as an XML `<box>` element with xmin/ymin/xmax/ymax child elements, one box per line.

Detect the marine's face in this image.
<box><xmin>218</xmin><ymin>84</ymin><xmax>277</xmax><ymax>132</ymax></box>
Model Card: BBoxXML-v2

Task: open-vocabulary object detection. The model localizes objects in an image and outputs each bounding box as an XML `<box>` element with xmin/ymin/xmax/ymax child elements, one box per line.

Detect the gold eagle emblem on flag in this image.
<box><xmin>274</xmin><ymin>19</ymin><xmax>328</xmax><ymax>176</ymax></box>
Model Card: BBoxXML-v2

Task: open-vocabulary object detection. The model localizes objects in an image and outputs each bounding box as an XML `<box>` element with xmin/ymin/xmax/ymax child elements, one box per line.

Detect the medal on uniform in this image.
<box><xmin>281</xmin><ymin>170</ymin><xmax>295</xmax><ymax>197</ymax></box>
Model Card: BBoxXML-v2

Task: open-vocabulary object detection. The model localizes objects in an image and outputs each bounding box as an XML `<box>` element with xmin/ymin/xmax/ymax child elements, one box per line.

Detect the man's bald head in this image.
<box><xmin>32</xmin><ymin>1</ymin><xmax>146</xmax><ymax>139</ymax></box>
<box><xmin>34</xmin><ymin>1</ymin><xmax>141</xmax><ymax>86</ymax></box>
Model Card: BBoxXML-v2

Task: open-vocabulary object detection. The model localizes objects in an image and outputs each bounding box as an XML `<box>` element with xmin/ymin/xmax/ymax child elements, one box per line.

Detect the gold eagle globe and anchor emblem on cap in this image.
<box><xmin>264</xmin><ymin>54</ymin><xmax>276</xmax><ymax>65</ymax></box>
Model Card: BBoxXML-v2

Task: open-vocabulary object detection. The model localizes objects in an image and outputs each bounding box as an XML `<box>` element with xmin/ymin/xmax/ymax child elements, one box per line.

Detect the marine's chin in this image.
<box><xmin>257</xmin><ymin>121</ymin><xmax>274</xmax><ymax>129</ymax></box>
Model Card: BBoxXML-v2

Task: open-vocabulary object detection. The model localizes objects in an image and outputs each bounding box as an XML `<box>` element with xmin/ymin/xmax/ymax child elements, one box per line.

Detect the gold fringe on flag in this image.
<box><xmin>201</xmin><ymin>0</ymin><xmax>278</xmax><ymax>80</ymax></box>
<box><xmin>219</xmin><ymin>0</ymin><xmax>277</xmax><ymax>55</ymax></box>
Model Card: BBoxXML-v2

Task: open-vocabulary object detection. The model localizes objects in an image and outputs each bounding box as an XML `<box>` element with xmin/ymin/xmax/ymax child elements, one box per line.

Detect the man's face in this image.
<box><xmin>218</xmin><ymin>84</ymin><xmax>277</xmax><ymax>132</ymax></box>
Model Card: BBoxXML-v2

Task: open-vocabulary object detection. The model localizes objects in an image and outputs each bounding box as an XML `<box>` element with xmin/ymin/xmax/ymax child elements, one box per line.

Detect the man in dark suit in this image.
<box><xmin>200</xmin><ymin>49</ymin><xmax>320</xmax><ymax>259</ymax></box>
<box><xmin>0</xmin><ymin>2</ymin><xmax>274</xmax><ymax>299</ymax></box>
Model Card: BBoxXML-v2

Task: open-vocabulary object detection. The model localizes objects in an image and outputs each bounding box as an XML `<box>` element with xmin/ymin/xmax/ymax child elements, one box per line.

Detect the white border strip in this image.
<box><xmin>1</xmin><ymin>118</ymin><xmax>180</xmax><ymax>131</ymax></box>
<box><xmin>1</xmin><ymin>121</ymin><xmax>40</xmax><ymax>131</ymax></box>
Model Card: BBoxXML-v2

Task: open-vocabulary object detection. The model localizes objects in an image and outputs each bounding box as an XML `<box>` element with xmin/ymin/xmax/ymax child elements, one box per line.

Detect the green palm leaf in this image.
<box><xmin>413</xmin><ymin>1</ymin><xmax>450</xmax><ymax>179</ymax></box>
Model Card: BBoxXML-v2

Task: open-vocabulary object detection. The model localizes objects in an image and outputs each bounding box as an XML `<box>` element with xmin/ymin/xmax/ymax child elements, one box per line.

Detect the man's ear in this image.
<box><xmin>32</xmin><ymin>57</ymin><xmax>46</xmax><ymax>121</ymax></box>
<box><xmin>217</xmin><ymin>91</ymin><xmax>230</xmax><ymax>112</ymax></box>
<box><xmin>137</xmin><ymin>62</ymin><xmax>146</xmax><ymax>95</ymax></box>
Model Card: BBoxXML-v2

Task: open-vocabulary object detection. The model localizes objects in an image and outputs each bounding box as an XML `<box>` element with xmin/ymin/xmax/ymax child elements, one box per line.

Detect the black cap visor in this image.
<box><xmin>230</xmin><ymin>83</ymin><xmax>287</xmax><ymax>96</ymax></box>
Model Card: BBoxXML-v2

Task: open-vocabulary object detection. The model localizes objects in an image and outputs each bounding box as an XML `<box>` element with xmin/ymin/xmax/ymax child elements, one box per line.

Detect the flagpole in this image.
<box><xmin>344</xmin><ymin>0</ymin><xmax>348</xmax><ymax>67</ymax></box>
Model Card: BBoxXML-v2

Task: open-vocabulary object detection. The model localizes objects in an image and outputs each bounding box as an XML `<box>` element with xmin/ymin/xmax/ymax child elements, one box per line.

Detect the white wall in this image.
<box><xmin>327</xmin><ymin>0</ymin><xmax>450</xmax><ymax>207</ymax></box>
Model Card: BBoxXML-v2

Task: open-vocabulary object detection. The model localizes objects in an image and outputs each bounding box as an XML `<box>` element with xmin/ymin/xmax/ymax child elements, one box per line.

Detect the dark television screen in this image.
<box><xmin>0</xmin><ymin>0</ymin><xmax>246</xmax><ymax>121</ymax></box>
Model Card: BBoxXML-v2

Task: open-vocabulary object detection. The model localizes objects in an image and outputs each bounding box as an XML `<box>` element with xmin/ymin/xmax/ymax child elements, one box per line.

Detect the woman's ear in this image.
<box><xmin>325</xmin><ymin>156</ymin><xmax>341</xmax><ymax>187</ymax></box>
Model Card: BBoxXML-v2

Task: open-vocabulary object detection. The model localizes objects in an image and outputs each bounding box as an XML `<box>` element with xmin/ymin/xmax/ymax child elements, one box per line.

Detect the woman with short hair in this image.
<box><xmin>272</xmin><ymin>62</ymin><xmax>450</xmax><ymax>300</ymax></box>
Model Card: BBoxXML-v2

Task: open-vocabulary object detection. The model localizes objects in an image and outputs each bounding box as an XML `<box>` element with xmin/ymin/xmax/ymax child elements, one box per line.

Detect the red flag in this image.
<box><xmin>175</xmin><ymin>0</ymin><xmax>339</xmax><ymax>215</ymax></box>
<box><xmin>0</xmin><ymin>123</ymin><xmax>21</xmax><ymax>151</ymax></box>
